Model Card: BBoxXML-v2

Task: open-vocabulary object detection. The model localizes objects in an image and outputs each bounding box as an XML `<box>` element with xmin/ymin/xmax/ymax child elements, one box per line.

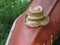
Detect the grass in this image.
<box><xmin>0</xmin><ymin>0</ymin><xmax>32</xmax><ymax>45</ymax></box>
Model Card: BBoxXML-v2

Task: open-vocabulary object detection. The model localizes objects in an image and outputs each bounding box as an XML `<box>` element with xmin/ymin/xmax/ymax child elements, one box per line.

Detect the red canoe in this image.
<box><xmin>5</xmin><ymin>0</ymin><xmax>60</xmax><ymax>45</ymax></box>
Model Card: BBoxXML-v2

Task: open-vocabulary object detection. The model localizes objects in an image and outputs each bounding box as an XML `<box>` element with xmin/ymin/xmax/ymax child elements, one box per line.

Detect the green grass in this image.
<box><xmin>0</xmin><ymin>0</ymin><xmax>32</xmax><ymax>45</ymax></box>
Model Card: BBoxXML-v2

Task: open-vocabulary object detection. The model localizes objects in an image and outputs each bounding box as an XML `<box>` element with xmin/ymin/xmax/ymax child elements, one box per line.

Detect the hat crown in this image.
<box><xmin>28</xmin><ymin>6</ymin><xmax>44</xmax><ymax>20</ymax></box>
<box><xmin>29</xmin><ymin>6</ymin><xmax>43</xmax><ymax>13</ymax></box>
<box><xmin>32</xmin><ymin>6</ymin><xmax>41</xmax><ymax>11</ymax></box>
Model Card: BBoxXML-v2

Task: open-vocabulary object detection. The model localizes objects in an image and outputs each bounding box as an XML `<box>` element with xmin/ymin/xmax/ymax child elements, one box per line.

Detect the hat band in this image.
<box><xmin>28</xmin><ymin>15</ymin><xmax>44</xmax><ymax>20</ymax></box>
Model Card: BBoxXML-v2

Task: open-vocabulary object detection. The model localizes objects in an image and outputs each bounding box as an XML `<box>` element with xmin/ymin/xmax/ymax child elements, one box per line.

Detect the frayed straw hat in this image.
<box><xmin>24</xmin><ymin>6</ymin><xmax>49</xmax><ymax>27</ymax></box>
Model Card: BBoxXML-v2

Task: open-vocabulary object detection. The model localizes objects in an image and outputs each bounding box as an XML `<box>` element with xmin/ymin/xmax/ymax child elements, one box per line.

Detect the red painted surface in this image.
<box><xmin>8</xmin><ymin>0</ymin><xmax>60</xmax><ymax>45</ymax></box>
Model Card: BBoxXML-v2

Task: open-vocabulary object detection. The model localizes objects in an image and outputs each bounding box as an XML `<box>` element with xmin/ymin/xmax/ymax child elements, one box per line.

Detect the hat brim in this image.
<box><xmin>24</xmin><ymin>14</ymin><xmax>49</xmax><ymax>27</ymax></box>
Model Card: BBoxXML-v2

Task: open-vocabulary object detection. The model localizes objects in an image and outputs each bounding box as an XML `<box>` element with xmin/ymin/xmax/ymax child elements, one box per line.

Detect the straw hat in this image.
<box><xmin>24</xmin><ymin>6</ymin><xmax>49</xmax><ymax>27</ymax></box>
